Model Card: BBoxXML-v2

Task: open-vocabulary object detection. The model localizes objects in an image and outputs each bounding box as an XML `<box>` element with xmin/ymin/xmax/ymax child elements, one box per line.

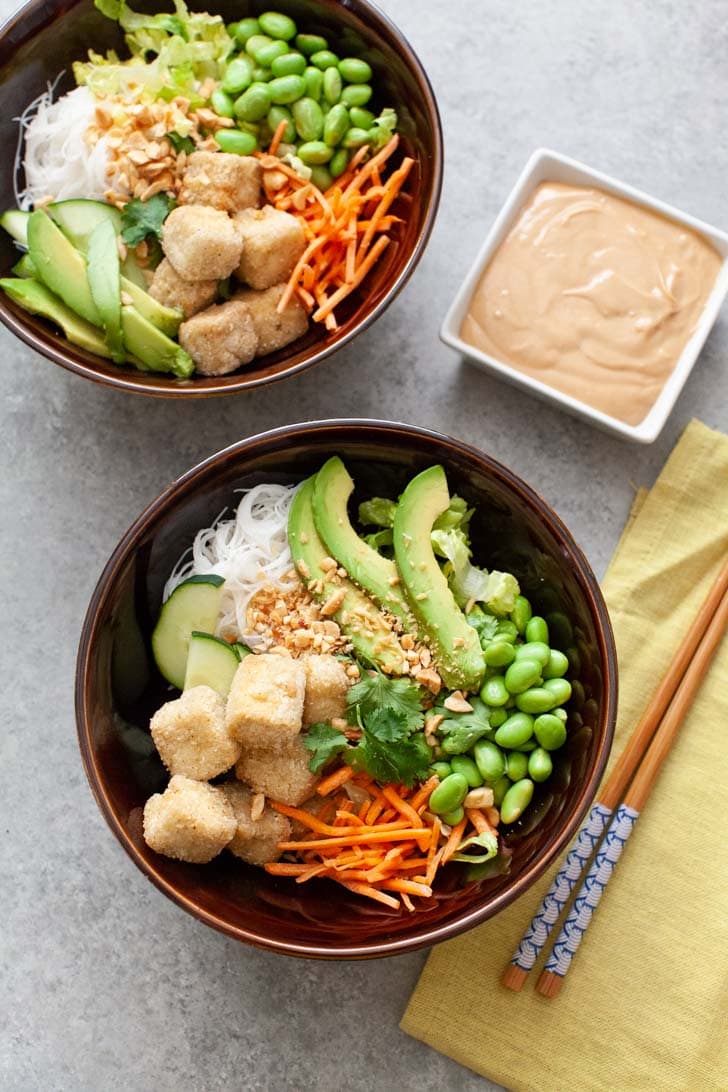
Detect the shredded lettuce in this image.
<box><xmin>358</xmin><ymin>497</ymin><xmax>397</xmax><ymax>528</ymax></box>
<box><xmin>431</xmin><ymin>527</ymin><xmax>519</xmax><ymax>613</ymax></box>
<box><xmin>451</xmin><ymin>830</ymin><xmax>499</xmax><ymax>864</ymax></box>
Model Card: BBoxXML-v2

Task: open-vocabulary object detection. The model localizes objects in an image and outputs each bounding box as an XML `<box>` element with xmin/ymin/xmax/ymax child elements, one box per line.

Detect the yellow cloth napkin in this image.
<box><xmin>401</xmin><ymin>419</ymin><xmax>728</xmax><ymax>1092</ymax></box>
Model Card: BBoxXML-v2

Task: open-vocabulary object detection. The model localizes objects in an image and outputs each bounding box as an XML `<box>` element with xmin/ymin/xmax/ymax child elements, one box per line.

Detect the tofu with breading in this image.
<box><xmin>149</xmin><ymin>257</ymin><xmax>217</xmax><ymax>318</ymax></box>
<box><xmin>234</xmin><ymin>206</ymin><xmax>306</xmax><ymax>290</ymax></box>
<box><xmin>221</xmin><ymin>782</ymin><xmax>291</xmax><ymax>865</ymax></box>
<box><xmin>143</xmin><ymin>775</ymin><xmax>236</xmax><ymax>863</ymax></box>
<box><xmin>225</xmin><ymin>653</ymin><xmax>306</xmax><ymax>750</ymax></box>
<box><xmin>234</xmin><ymin>283</ymin><xmax>309</xmax><ymax>356</ymax></box>
<box><xmin>303</xmin><ymin>654</ymin><xmax>349</xmax><ymax>726</ymax></box>
<box><xmin>150</xmin><ymin>685</ymin><xmax>241</xmax><ymax>780</ymax></box>
<box><xmin>178</xmin><ymin>299</ymin><xmax>258</xmax><ymax>376</ymax></box>
<box><xmin>162</xmin><ymin>205</ymin><xmax>242</xmax><ymax>281</ymax></box>
<box><xmin>235</xmin><ymin>735</ymin><xmax>319</xmax><ymax>807</ymax></box>
<box><xmin>179</xmin><ymin>151</ymin><xmax>261</xmax><ymax>214</ymax></box>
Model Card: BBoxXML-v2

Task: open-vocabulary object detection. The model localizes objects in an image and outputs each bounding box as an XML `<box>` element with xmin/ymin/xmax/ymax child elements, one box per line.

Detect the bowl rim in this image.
<box><xmin>0</xmin><ymin>0</ymin><xmax>443</xmax><ymax>398</ymax></box>
<box><xmin>75</xmin><ymin>418</ymin><xmax>618</xmax><ymax>958</ymax></box>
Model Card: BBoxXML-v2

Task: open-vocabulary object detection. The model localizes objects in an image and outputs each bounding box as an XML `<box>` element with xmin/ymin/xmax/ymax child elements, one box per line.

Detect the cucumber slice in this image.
<box><xmin>1</xmin><ymin>209</ymin><xmax>30</xmax><ymax>246</ymax></box>
<box><xmin>48</xmin><ymin>198</ymin><xmax>149</xmax><ymax>290</ymax></box>
<box><xmin>233</xmin><ymin>642</ymin><xmax>251</xmax><ymax>659</ymax></box>
<box><xmin>184</xmin><ymin>631</ymin><xmax>240</xmax><ymax>696</ymax></box>
<box><xmin>152</xmin><ymin>575</ymin><xmax>225</xmax><ymax>689</ymax></box>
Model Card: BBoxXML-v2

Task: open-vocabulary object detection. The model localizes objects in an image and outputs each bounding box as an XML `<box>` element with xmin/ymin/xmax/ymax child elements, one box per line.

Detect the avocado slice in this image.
<box><xmin>312</xmin><ymin>456</ymin><xmax>414</xmax><ymax>630</ymax></box>
<box><xmin>27</xmin><ymin>210</ymin><xmax>101</xmax><ymax>326</ymax></box>
<box><xmin>87</xmin><ymin>219</ymin><xmax>125</xmax><ymax>362</ymax></box>
<box><xmin>0</xmin><ymin>277</ymin><xmax>112</xmax><ymax>358</ymax></box>
<box><xmin>48</xmin><ymin>198</ymin><xmax>148</xmax><ymax>289</ymax></box>
<box><xmin>0</xmin><ymin>208</ymin><xmax>30</xmax><ymax>246</ymax></box>
<box><xmin>289</xmin><ymin>476</ymin><xmax>408</xmax><ymax>675</ymax></box>
<box><xmin>120</xmin><ymin>277</ymin><xmax>181</xmax><ymax>338</ymax></box>
<box><xmin>12</xmin><ymin>254</ymin><xmax>36</xmax><ymax>278</ymax></box>
<box><xmin>121</xmin><ymin>305</ymin><xmax>194</xmax><ymax>378</ymax></box>
<box><xmin>393</xmin><ymin>465</ymin><xmax>485</xmax><ymax>692</ymax></box>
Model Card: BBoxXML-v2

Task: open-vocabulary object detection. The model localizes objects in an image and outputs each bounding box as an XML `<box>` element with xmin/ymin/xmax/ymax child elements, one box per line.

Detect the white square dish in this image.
<box><xmin>440</xmin><ymin>148</ymin><xmax>728</xmax><ymax>443</ymax></box>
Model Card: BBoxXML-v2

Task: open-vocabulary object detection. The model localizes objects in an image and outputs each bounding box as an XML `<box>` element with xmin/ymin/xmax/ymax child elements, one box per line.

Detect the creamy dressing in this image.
<box><xmin>460</xmin><ymin>182</ymin><xmax>722</xmax><ymax>425</ymax></box>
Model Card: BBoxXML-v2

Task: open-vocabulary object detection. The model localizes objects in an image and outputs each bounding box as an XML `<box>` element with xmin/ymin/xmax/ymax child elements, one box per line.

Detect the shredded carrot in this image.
<box><xmin>380</xmin><ymin>785</ymin><xmax>425</xmax><ymax>829</ymax></box>
<box><xmin>465</xmin><ymin>808</ymin><xmax>496</xmax><ymax>836</ymax></box>
<box><xmin>317</xmin><ymin>765</ymin><xmax>354</xmax><ymax>796</ymax></box>
<box><xmin>441</xmin><ymin>818</ymin><xmax>468</xmax><ymax>864</ymax></box>
<box><xmin>268</xmin><ymin>118</ymin><xmax>289</xmax><ymax>157</ymax></box>
<box><xmin>410</xmin><ymin>776</ymin><xmax>439</xmax><ymax>812</ymax></box>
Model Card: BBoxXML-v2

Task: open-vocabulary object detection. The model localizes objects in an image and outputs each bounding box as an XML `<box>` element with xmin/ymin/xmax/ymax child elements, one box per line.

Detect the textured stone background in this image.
<box><xmin>1</xmin><ymin>1</ymin><xmax>727</xmax><ymax>1089</ymax></box>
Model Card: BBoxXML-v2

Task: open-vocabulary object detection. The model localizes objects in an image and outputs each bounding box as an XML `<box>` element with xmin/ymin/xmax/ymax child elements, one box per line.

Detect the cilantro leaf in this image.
<box><xmin>303</xmin><ymin>722</ymin><xmax>348</xmax><ymax>774</ymax></box>
<box><xmin>348</xmin><ymin>709</ymin><xmax>430</xmax><ymax>787</ymax></box>
<box><xmin>466</xmin><ymin>605</ymin><xmax>500</xmax><ymax>646</ymax></box>
<box><xmin>436</xmin><ymin>696</ymin><xmax>493</xmax><ymax>754</ymax></box>
<box><xmin>166</xmin><ymin>130</ymin><xmax>195</xmax><ymax>154</ymax></box>
<box><xmin>346</xmin><ymin>672</ymin><xmax>425</xmax><ymax>732</ymax></box>
<box><xmin>120</xmin><ymin>193</ymin><xmax>175</xmax><ymax>247</ymax></box>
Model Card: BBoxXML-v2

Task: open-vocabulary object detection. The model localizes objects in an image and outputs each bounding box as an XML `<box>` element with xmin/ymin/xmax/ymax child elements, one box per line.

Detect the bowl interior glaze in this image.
<box><xmin>76</xmin><ymin>421</ymin><xmax>617</xmax><ymax>958</ymax></box>
<box><xmin>0</xmin><ymin>0</ymin><xmax>441</xmax><ymax>395</ymax></box>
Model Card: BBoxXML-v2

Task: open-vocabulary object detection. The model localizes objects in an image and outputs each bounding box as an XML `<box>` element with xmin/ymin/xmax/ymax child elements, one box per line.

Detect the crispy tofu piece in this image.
<box><xmin>149</xmin><ymin>257</ymin><xmax>217</xmax><ymax>318</ymax></box>
<box><xmin>162</xmin><ymin>205</ymin><xmax>242</xmax><ymax>281</ymax></box>
<box><xmin>235</xmin><ymin>735</ymin><xmax>318</xmax><ymax>806</ymax></box>
<box><xmin>234</xmin><ymin>206</ymin><xmax>306</xmax><ymax>290</ymax></box>
<box><xmin>143</xmin><ymin>775</ymin><xmax>236</xmax><ymax>863</ymax></box>
<box><xmin>225</xmin><ymin>653</ymin><xmax>306</xmax><ymax>750</ymax></box>
<box><xmin>179</xmin><ymin>151</ymin><xmax>261</xmax><ymax>214</ymax></box>
<box><xmin>179</xmin><ymin>299</ymin><xmax>258</xmax><ymax>376</ymax></box>
<box><xmin>221</xmin><ymin>782</ymin><xmax>291</xmax><ymax>865</ymax></box>
<box><xmin>150</xmin><ymin>685</ymin><xmax>241</xmax><ymax>780</ymax></box>
<box><xmin>234</xmin><ymin>283</ymin><xmax>308</xmax><ymax>356</ymax></box>
<box><xmin>303</xmin><ymin>654</ymin><xmax>349</xmax><ymax>726</ymax></box>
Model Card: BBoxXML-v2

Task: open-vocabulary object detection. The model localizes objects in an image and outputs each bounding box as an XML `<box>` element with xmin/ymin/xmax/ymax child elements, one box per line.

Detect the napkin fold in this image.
<box><xmin>401</xmin><ymin>419</ymin><xmax>728</xmax><ymax>1092</ymax></box>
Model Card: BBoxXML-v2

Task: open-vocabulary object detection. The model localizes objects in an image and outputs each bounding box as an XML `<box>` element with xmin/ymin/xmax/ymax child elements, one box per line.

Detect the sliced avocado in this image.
<box><xmin>121</xmin><ymin>305</ymin><xmax>194</xmax><ymax>377</ymax></box>
<box><xmin>0</xmin><ymin>209</ymin><xmax>30</xmax><ymax>246</ymax></box>
<box><xmin>48</xmin><ymin>199</ymin><xmax>149</xmax><ymax>288</ymax></box>
<box><xmin>393</xmin><ymin>465</ymin><xmax>485</xmax><ymax>692</ymax></box>
<box><xmin>120</xmin><ymin>277</ymin><xmax>181</xmax><ymax>338</ymax></box>
<box><xmin>12</xmin><ymin>254</ymin><xmax>36</xmax><ymax>278</ymax></box>
<box><xmin>87</xmin><ymin>219</ymin><xmax>125</xmax><ymax>362</ymax></box>
<box><xmin>289</xmin><ymin>477</ymin><xmax>407</xmax><ymax>675</ymax></box>
<box><xmin>0</xmin><ymin>277</ymin><xmax>112</xmax><ymax>358</ymax></box>
<box><xmin>312</xmin><ymin>457</ymin><xmax>414</xmax><ymax>631</ymax></box>
<box><xmin>27</xmin><ymin>210</ymin><xmax>101</xmax><ymax>326</ymax></box>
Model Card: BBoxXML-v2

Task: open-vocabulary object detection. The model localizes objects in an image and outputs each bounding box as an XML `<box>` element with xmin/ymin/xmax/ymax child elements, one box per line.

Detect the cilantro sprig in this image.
<box><xmin>120</xmin><ymin>193</ymin><xmax>175</xmax><ymax>247</ymax></box>
<box><xmin>345</xmin><ymin>672</ymin><xmax>425</xmax><ymax>733</ymax></box>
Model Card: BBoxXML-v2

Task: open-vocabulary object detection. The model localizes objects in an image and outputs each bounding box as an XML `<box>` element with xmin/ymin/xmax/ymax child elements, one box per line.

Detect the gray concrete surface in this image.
<box><xmin>2</xmin><ymin>1</ymin><xmax>727</xmax><ymax>1089</ymax></box>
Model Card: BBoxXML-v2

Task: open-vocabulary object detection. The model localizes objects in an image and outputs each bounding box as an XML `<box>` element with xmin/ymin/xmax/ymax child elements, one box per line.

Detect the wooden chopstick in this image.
<box><xmin>536</xmin><ymin>583</ymin><xmax>728</xmax><ymax>997</ymax></box>
<box><xmin>501</xmin><ymin>555</ymin><xmax>728</xmax><ymax>992</ymax></box>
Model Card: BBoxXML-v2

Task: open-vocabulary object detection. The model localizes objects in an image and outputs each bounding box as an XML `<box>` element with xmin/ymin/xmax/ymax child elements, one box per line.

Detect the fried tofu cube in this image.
<box><xmin>178</xmin><ymin>299</ymin><xmax>258</xmax><ymax>376</ymax></box>
<box><xmin>226</xmin><ymin>653</ymin><xmax>306</xmax><ymax>749</ymax></box>
<box><xmin>143</xmin><ymin>775</ymin><xmax>236</xmax><ymax>863</ymax></box>
<box><xmin>235</xmin><ymin>735</ymin><xmax>318</xmax><ymax>806</ymax></box>
<box><xmin>179</xmin><ymin>150</ymin><xmax>261</xmax><ymax>214</ymax></box>
<box><xmin>234</xmin><ymin>283</ymin><xmax>308</xmax><ymax>356</ymax></box>
<box><xmin>150</xmin><ymin>685</ymin><xmax>241</xmax><ymax>780</ymax></box>
<box><xmin>221</xmin><ymin>782</ymin><xmax>291</xmax><ymax>865</ymax></box>
<box><xmin>162</xmin><ymin>205</ymin><xmax>242</xmax><ymax>281</ymax></box>
<box><xmin>234</xmin><ymin>206</ymin><xmax>306</xmax><ymax>290</ymax></box>
<box><xmin>303</xmin><ymin>654</ymin><xmax>349</xmax><ymax>726</ymax></box>
<box><xmin>149</xmin><ymin>257</ymin><xmax>217</xmax><ymax>318</ymax></box>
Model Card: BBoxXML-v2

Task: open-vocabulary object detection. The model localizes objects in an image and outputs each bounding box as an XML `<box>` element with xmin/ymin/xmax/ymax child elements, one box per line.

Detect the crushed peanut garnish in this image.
<box><xmin>443</xmin><ymin>690</ymin><xmax>473</xmax><ymax>714</ymax></box>
<box><xmin>250</xmin><ymin>793</ymin><xmax>266</xmax><ymax>822</ymax></box>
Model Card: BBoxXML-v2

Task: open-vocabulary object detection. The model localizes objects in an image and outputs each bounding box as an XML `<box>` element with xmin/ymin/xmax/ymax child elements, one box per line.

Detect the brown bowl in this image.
<box><xmin>0</xmin><ymin>0</ymin><xmax>441</xmax><ymax>396</ymax></box>
<box><xmin>76</xmin><ymin>420</ymin><xmax>617</xmax><ymax>958</ymax></box>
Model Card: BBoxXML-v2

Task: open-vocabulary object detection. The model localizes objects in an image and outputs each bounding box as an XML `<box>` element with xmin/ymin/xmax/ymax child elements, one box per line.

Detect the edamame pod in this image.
<box><xmin>543</xmin><ymin>677</ymin><xmax>572</xmax><ymax>705</ymax></box>
<box><xmin>429</xmin><ymin>772</ymin><xmax>469</xmax><ymax>816</ymax></box>
<box><xmin>292</xmin><ymin>97</ymin><xmax>324</xmax><ymax>140</ymax></box>
<box><xmin>543</xmin><ymin>649</ymin><xmax>569</xmax><ymax>679</ymax></box>
<box><xmin>500</xmin><ymin>778</ymin><xmax>534</xmax><ymax>823</ymax></box>
<box><xmin>323</xmin><ymin>65</ymin><xmax>343</xmax><ymax>104</ymax></box>
<box><xmin>526</xmin><ymin>615</ymin><xmax>549</xmax><ymax>644</ymax></box>
<box><xmin>268</xmin><ymin>74</ymin><xmax>307</xmax><ymax>104</ymax></box>
<box><xmin>311</xmin><ymin>49</ymin><xmax>339</xmax><ymax>69</ymax></box>
<box><xmin>271</xmin><ymin>52</ymin><xmax>307</xmax><ymax>77</ymax></box>
<box><xmin>515</xmin><ymin>641</ymin><xmax>550</xmax><ymax>666</ymax></box>
<box><xmin>215</xmin><ymin>129</ymin><xmax>258</xmax><ymax>155</ymax></box>
<box><xmin>234</xmin><ymin>82</ymin><xmax>272</xmax><ymax>121</ymax></box>
<box><xmin>451</xmin><ymin>755</ymin><xmax>483</xmax><ymax>789</ymax></box>
<box><xmin>515</xmin><ymin>687</ymin><xmax>557</xmax><ymax>714</ymax></box>
<box><xmin>481</xmin><ymin>675</ymin><xmax>510</xmax><ymax>708</ymax></box>
<box><xmin>341</xmin><ymin>83</ymin><xmax>372</xmax><ymax>107</ymax></box>
<box><xmin>494</xmin><ymin>712</ymin><xmax>534</xmax><ymax>749</ymax></box>
<box><xmin>533</xmin><ymin>713</ymin><xmax>567</xmax><ymax>750</ymax></box>
<box><xmin>338</xmin><ymin>57</ymin><xmax>372</xmax><ymax>83</ymax></box>
<box><xmin>511</xmin><ymin>594</ymin><xmax>532</xmax><ymax>634</ymax></box>
<box><xmin>258</xmin><ymin>11</ymin><xmax>297</xmax><ymax>40</ymax></box>
<box><xmin>323</xmin><ymin>102</ymin><xmax>349</xmax><ymax>146</ymax></box>
<box><xmin>504</xmin><ymin>658</ymin><xmax>542</xmax><ymax>695</ymax></box>
<box><xmin>296</xmin><ymin>33</ymin><xmax>328</xmax><ymax>55</ymax></box>
<box><xmin>505</xmin><ymin>751</ymin><xmax>529</xmax><ymax>782</ymax></box>
<box><xmin>222</xmin><ymin>56</ymin><xmax>254</xmax><ymax>95</ymax></box>
<box><xmin>528</xmin><ymin>747</ymin><xmax>553</xmax><ymax>782</ymax></box>
<box><xmin>484</xmin><ymin>641</ymin><xmax>516</xmax><ymax>668</ymax></box>
<box><xmin>473</xmin><ymin>739</ymin><xmax>506</xmax><ymax>783</ymax></box>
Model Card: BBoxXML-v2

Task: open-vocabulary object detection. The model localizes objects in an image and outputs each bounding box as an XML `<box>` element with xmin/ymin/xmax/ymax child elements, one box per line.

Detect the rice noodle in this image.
<box><xmin>163</xmin><ymin>483</ymin><xmax>300</xmax><ymax>647</ymax></box>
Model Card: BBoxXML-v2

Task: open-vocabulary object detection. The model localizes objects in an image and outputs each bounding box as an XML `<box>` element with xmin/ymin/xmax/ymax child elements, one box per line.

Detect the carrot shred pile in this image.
<box><xmin>255</xmin><ymin>129</ymin><xmax>414</xmax><ymax>332</ymax></box>
<box><xmin>264</xmin><ymin>770</ymin><xmax>498</xmax><ymax>912</ymax></box>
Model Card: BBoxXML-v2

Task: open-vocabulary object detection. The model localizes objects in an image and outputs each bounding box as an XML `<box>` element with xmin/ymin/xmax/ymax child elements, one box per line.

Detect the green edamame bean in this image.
<box><xmin>296</xmin><ymin>33</ymin><xmax>328</xmax><ymax>55</ymax></box>
<box><xmin>271</xmin><ymin>51</ymin><xmax>307</xmax><ymax>77</ymax></box>
<box><xmin>232</xmin><ymin>17</ymin><xmax>260</xmax><ymax>45</ymax></box>
<box><xmin>526</xmin><ymin>615</ymin><xmax>549</xmax><ymax>644</ymax></box>
<box><xmin>518</xmin><ymin>739</ymin><xmax>538</xmax><ymax>752</ymax></box>
<box><xmin>504</xmin><ymin>658</ymin><xmax>542</xmax><ymax>695</ymax></box>
<box><xmin>515</xmin><ymin>641</ymin><xmax>550</xmax><ymax>666</ymax></box>
<box><xmin>496</xmin><ymin>620</ymin><xmax>519</xmax><ymax>641</ymax></box>
<box><xmin>323</xmin><ymin>102</ymin><xmax>349</xmax><ymax>146</ymax></box>
<box><xmin>341</xmin><ymin>83</ymin><xmax>372</xmax><ymax>107</ymax></box>
<box><xmin>534</xmin><ymin>714</ymin><xmax>567</xmax><ymax>751</ymax></box>
<box><xmin>500</xmin><ymin>778</ymin><xmax>534</xmax><ymax>823</ymax></box>
<box><xmin>515</xmin><ymin>688</ymin><xmax>557</xmax><ymax>714</ymax></box>
<box><xmin>210</xmin><ymin>88</ymin><xmax>236</xmax><ymax>118</ymax></box>
<box><xmin>480</xmin><ymin>675</ymin><xmax>509</xmax><ymax>708</ymax></box>
<box><xmin>297</xmin><ymin>140</ymin><xmax>334</xmax><ymax>164</ymax></box>
<box><xmin>543</xmin><ymin>649</ymin><xmax>569</xmax><ymax>679</ymax></box>
<box><xmin>429</xmin><ymin>772</ymin><xmax>469</xmax><ymax>816</ymax></box>
<box><xmin>543</xmin><ymin>677</ymin><xmax>572</xmax><ymax>705</ymax></box>
<box><xmin>303</xmin><ymin>66</ymin><xmax>324</xmax><ymax>99</ymax></box>
<box><xmin>553</xmin><ymin>707</ymin><xmax>568</xmax><ymax>722</ymax></box>
<box><xmin>442</xmin><ymin>806</ymin><xmax>465</xmax><ymax>826</ymax></box>
<box><xmin>267</xmin><ymin>105</ymin><xmax>295</xmax><ymax>142</ymax></box>
<box><xmin>251</xmin><ymin>66</ymin><xmax>272</xmax><ymax>83</ymax></box>
<box><xmin>215</xmin><ymin>129</ymin><xmax>258</xmax><ymax>155</ymax></box>
<box><xmin>239</xmin><ymin>120</ymin><xmax>261</xmax><ymax>138</ymax></box>
<box><xmin>511</xmin><ymin>594</ymin><xmax>532</xmax><ymax>634</ymax></box>
<box><xmin>292</xmin><ymin>97</ymin><xmax>324</xmax><ymax>140</ymax></box>
<box><xmin>528</xmin><ymin>747</ymin><xmax>553</xmax><ymax>782</ymax></box>
<box><xmin>451</xmin><ymin>754</ymin><xmax>483</xmax><ymax>788</ymax></box>
<box><xmin>349</xmin><ymin>106</ymin><xmax>375</xmax><ymax>128</ymax></box>
<box><xmin>505</xmin><ymin>751</ymin><xmax>529</xmax><ymax>782</ymax></box>
<box><xmin>254</xmin><ymin>39</ymin><xmax>289</xmax><ymax>68</ymax></box>
<box><xmin>338</xmin><ymin>57</ymin><xmax>372</xmax><ymax>83</ymax></box>
<box><xmin>222</xmin><ymin>56</ymin><xmax>254</xmax><ymax>95</ymax></box>
<box><xmin>311</xmin><ymin>49</ymin><xmax>339</xmax><ymax>69</ymax></box>
<box><xmin>484</xmin><ymin>640</ymin><xmax>516</xmax><ymax>668</ymax></box>
<box><xmin>488</xmin><ymin>707</ymin><xmax>508</xmax><ymax>728</ymax></box>
<box><xmin>323</xmin><ymin>65</ymin><xmax>343</xmax><ymax>105</ymax></box>
<box><xmin>494</xmin><ymin>711</ymin><xmax>534</xmax><ymax>749</ymax></box>
<box><xmin>329</xmin><ymin>146</ymin><xmax>349</xmax><ymax>177</ymax></box>
<box><xmin>234</xmin><ymin>82</ymin><xmax>272</xmax><ymax>121</ymax></box>
<box><xmin>309</xmin><ymin>165</ymin><xmax>332</xmax><ymax>191</ymax></box>
<box><xmin>258</xmin><ymin>11</ymin><xmax>297</xmax><ymax>40</ymax></box>
<box><xmin>245</xmin><ymin>34</ymin><xmax>273</xmax><ymax>58</ymax></box>
<box><xmin>492</xmin><ymin>775</ymin><xmax>510</xmax><ymax>807</ymax></box>
<box><xmin>342</xmin><ymin>126</ymin><xmax>371</xmax><ymax>148</ymax></box>
<box><xmin>473</xmin><ymin>739</ymin><xmax>506</xmax><ymax>783</ymax></box>
<box><xmin>268</xmin><ymin>74</ymin><xmax>306</xmax><ymax>105</ymax></box>
<box><xmin>430</xmin><ymin>761</ymin><xmax>453</xmax><ymax>780</ymax></box>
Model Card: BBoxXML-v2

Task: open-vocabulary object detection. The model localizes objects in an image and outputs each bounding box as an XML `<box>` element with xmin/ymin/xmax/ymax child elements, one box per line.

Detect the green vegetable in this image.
<box><xmin>494</xmin><ymin>712</ymin><xmax>534</xmax><ymax>749</ymax></box>
<box><xmin>271</xmin><ymin>51</ymin><xmax>307</xmax><ymax>77</ymax></box>
<box><xmin>330</xmin><ymin>147</ymin><xmax>350</xmax><ymax>178</ymax></box>
<box><xmin>450</xmin><ymin>829</ymin><xmax>498</xmax><ymax>864</ymax></box>
<box><xmin>215</xmin><ymin>129</ymin><xmax>258</xmax><ymax>155</ymax></box>
<box><xmin>543</xmin><ymin>649</ymin><xmax>569</xmax><ymax>679</ymax></box>
<box><xmin>533</xmin><ymin>713</ymin><xmax>567</xmax><ymax>751</ymax></box>
<box><xmin>120</xmin><ymin>193</ymin><xmax>175</xmax><ymax>247</ymax></box>
<box><xmin>267</xmin><ymin>105</ymin><xmax>295</xmax><ymax>142</ymax></box>
<box><xmin>526</xmin><ymin>615</ymin><xmax>549</xmax><ymax>644</ymax></box>
<box><xmin>343</xmin><ymin>126</ymin><xmax>370</xmax><ymax>149</ymax></box>
<box><xmin>500</xmin><ymin>779</ymin><xmax>534</xmax><ymax>823</ymax></box>
<box><xmin>298</xmin><ymin>140</ymin><xmax>334</xmax><ymax>164</ymax></box>
<box><xmin>505</xmin><ymin>751</ymin><xmax>529</xmax><ymax>782</ymax></box>
<box><xmin>473</xmin><ymin>739</ymin><xmax>506</xmax><ymax>783</ymax></box>
<box><xmin>234</xmin><ymin>82</ymin><xmax>273</xmax><ymax>121</ymax></box>
<box><xmin>504</xmin><ymin>658</ymin><xmax>542</xmax><ymax>695</ymax></box>
<box><xmin>323</xmin><ymin>65</ymin><xmax>342</xmax><ymax>104</ymax></box>
<box><xmin>437</xmin><ymin>696</ymin><xmax>492</xmax><ymax>754</ymax></box>
<box><xmin>450</xmin><ymin>755</ymin><xmax>483</xmax><ymax>789</ymax></box>
<box><xmin>358</xmin><ymin>497</ymin><xmax>397</xmax><ymax>527</ymax></box>
<box><xmin>362</xmin><ymin>528</ymin><xmax>393</xmax><ymax>552</ymax></box>
<box><xmin>496</xmin><ymin>619</ymin><xmax>519</xmax><ymax>641</ymax></box>
<box><xmin>492</xmin><ymin>775</ymin><xmax>510</xmax><ymax>807</ymax></box>
<box><xmin>292</xmin><ymin>97</ymin><xmax>324</xmax><ymax>141</ymax></box>
<box><xmin>466</xmin><ymin>606</ymin><xmax>501</xmax><ymax>646</ymax></box>
<box><xmin>258</xmin><ymin>11</ymin><xmax>297</xmax><ymax>40</ymax></box>
<box><xmin>323</xmin><ymin>102</ymin><xmax>349</xmax><ymax>146</ymax></box>
<box><xmin>442</xmin><ymin>807</ymin><xmax>465</xmax><ymax>826</ymax></box>
<box><xmin>346</xmin><ymin>671</ymin><xmax>424</xmax><ymax>732</ymax></box>
<box><xmin>231</xmin><ymin>17</ymin><xmax>260</xmax><ymax>45</ymax></box>
<box><xmin>222</xmin><ymin>55</ymin><xmax>254</xmax><ymax>94</ymax></box>
<box><xmin>253</xmin><ymin>39</ymin><xmax>289</xmax><ymax>68</ymax></box>
<box><xmin>483</xmin><ymin>641</ymin><xmax>516</xmax><ymax>668</ymax></box>
<box><xmin>528</xmin><ymin>747</ymin><xmax>553</xmax><ymax>782</ymax></box>
<box><xmin>430</xmin><ymin>761</ymin><xmax>453</xmax><ymax>780</ymax></box>
<box><xmin>341</xmin><ymin>83</ymin><xmax>372</xmax><ymax>107</ymax></box>
<box><xmin>311</xmin><ymin>49</ymin><xmax>339</xmax><ymax>69</ymax></box>
<box><xmin>543</xmin><ymin>677</ymin><xmax>572</xmax><ymax>705</ymax></box>
<box><xmin>515</xmin><ymin>688</ymin><xmax>557</xmax><ymax>715</ymax></box>
<box><xmin>304</xmin><ymin>66</ymin><xmax>324</xmax><ymax>99</ymax></box>
<box><xmin>349</xmin><ymin>106</ymin><xmax>375</xmax><ymax>129</ymax></box>
<box><xmin>296</xmin><ymin>33</ymin><xmax>328</xmax><ymax>55</ymax></box>
<box><xmin>511</xmin><ymin>595</ymin><xmax>532</xmax><ymax>634</ymax></box>
<box><xmin>339</xmin><ymin>57</ymin><xmax>372</xmax><ymax>84</ymax></box>
<box><xmin>480</xmin><ymin>675</ymin><xmax>510</xmax><ymax>707</ymax></box>
<box><xmin>348</xmin><ymin>707</ymin><xmax>431</xmax><ymax>787</ymax></box>
<box><xmin>269</xmin><ymin>73</ymin><xmax>306</xmax><ymax>103</ymax></box>
<box><xmin>165</xmin><ymin>130</ymin><xmax>195</xmax><ymax>154</ymax></box>
<box><xmin>309</xmin><ymin>166</ymin><xmax>333</xmax><ymax>191</ymax></box>
<box><xmin>515</xmin><ymin>641</ymin><xmax>550</xmax><ymax>666</ymax></box>
<box><xmin>429</xmin><ymin>772</ymin><xmax>469</xmax><ymax>816</ymax></box>
<box><xmin>86</xmin><ymin>219</ymin><xmax>124</xmax><ymax>362</ymax></box>
<box><xmin>210</xmin><ymin>88</ymin><xmax>236</xmax><ymax>117</ymax></box>
<box><xmin>304</xmin><ymin>722</ymin><xmax>349</xmax><ymax>773</ymax></box>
